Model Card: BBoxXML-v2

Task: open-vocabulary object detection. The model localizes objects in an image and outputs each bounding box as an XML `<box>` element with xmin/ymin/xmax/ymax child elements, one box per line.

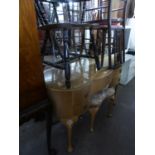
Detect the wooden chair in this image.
<box><xmin>20</xmin><ymin>0</ymin><xmax>57</xmax><ymax>154</ymax></box>
<box><xmin>84</xmin><ymin>0</ymin><xmax>128</xmax><ymax>68</ymax></box>
<box><xmin>47</xmin><ymin>81</ymin><xmax>91</xmax><ymax>152</ymax></box>
<box><xmin>88</xmin><ymin>69</ymin><xmax>114</xmax><ymax>132</ymax></box>
<box><xmin>35</xmin><ymin>0</ymin><xmax>100</xmax><ymax>88</ymax></box>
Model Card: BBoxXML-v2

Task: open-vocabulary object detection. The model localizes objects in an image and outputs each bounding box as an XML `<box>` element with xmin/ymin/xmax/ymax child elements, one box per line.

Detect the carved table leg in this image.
<box><xmin>62</xmin><ymin>118</ymin><xmax>77</xmax><ymax>152</ymax></box>
<box><xmin>88</xmin><ymin>107</ymin><xmax>99</xmax><ymax>132</ymax></box>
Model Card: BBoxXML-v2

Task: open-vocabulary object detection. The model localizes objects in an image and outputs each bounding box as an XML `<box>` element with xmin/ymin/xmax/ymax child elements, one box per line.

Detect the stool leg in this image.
<box><xmin>88</xmin><ymin>107</ymin><xmax>99</xmax><ymax>132</ymax></box>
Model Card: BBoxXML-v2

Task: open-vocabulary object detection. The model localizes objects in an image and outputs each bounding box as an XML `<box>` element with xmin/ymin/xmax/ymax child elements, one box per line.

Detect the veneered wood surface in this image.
<box><xmin>109</xmin><ymin>66</ymin><xmax>122</xmax><ymax>88</ymax></box>
<box><xmin>19</xmin><ymin>0</ymin><xmax>47</xmax><ymax>111</ymax></box>
<box><xmin>47</xmin><ymin>82</ymin><xmax>91</xmax><ymax>119</ymax></box>
<box><xmin>90</xmin><ymin>69</ymin><xmax>113</xmax><ymax>96</ymax></box>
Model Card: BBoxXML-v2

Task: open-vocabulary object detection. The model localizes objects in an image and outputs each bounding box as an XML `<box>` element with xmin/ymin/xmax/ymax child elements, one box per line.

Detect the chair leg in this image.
<box><xmin>88</xmin><ymin>107</ymin><xmax>99</xmax><ymax>132</ymax></box>
<box><xmin>108</xmin><ymin>27</ymin><xmax>112</xmax><ymax>68</ymax></box>
<box><xmin>62</xmin><ymin>118</ymin><xmax>77</xmax><ymax>153</ymax></box>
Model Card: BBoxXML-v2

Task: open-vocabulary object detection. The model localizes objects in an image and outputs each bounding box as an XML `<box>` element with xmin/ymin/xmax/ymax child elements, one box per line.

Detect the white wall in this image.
<box><xmin>126</xmin><ymin>18</ymin><xmax>135</xmax><ymax>50</ymax></box>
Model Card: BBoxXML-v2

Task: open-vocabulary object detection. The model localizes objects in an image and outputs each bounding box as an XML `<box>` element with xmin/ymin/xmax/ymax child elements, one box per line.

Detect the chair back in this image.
<box><xmin>84</xmin><ymin>0</ymin><xmax>128</xmax><ymax>26</ymax></box>
<box><xmin>47</xmin><ymin>81</ymin><xmax>91</xmax><ymax>119</ymax></box>
<box><xmin>35</xmin><ymin>0</ymin><xmax>62</xmax><ymax>27</ymax></box>
<box><xmin>34</xmin><ymin>0</ymin><xmax>49</xmax><ymax>27</ymax></box>
<box><xmin>90</xmin><ymin>69</ymin><xmax>113</xmax><ymax>96</ymax></box>
<box><xmin>111</xmin><ymin>0</ymin><xmax>128</xmax><ymax>26</ymax></box>
<box><xmin>84</xmin><ymin>0</ymin><xmax>109</xmax><ymax>22</ymax></box>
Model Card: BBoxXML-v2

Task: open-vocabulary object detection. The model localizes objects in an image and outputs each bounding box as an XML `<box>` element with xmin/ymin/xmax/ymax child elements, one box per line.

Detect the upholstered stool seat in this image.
<box><xmin>89</xmin><ymin>87</ymin><xmax>115</xmax><ymax>106</ymax></box>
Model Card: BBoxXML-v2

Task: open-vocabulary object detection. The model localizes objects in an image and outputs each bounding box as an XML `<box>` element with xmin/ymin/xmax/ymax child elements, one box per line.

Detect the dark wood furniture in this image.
<box><xmin>19</xmin><ymin>0</ymin><xmax>47</xmax><ymax>111</ymax></box>
<box><xmin>34</xmin><ymin>0</ymin><xmax>89</xmax><ymax>57</ymax></box>
<box><xmin>35</xmin><ymin>0</ymin><xmax>98</xmax><ymax>89</ymax></box>
<box><xmin>19</xmin><ymin>0</ymin><xmax>56</xmax><ymax>154</ymax></box>
<box><xmin>39</xmin><ymin>23</ymin><xmax>101</xmax><ymax>88</ymax></box>
<box><xmin>84</xmin><ymin>0</ymin><xmax>128</xmax><ymax>68</ymax></box>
